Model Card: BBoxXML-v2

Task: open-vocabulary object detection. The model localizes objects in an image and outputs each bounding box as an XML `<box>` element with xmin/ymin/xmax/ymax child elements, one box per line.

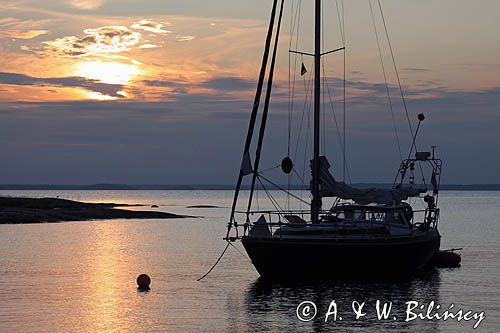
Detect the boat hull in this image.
<box><xmin>242</xmin><ymin>231</ymin><xmax>440</xmax><ymax>280</ymax></box>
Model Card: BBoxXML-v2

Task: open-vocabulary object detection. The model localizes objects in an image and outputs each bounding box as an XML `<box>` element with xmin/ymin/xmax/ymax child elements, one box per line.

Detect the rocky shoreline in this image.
<box><xmin>0</xmin><ymin>197</ymin><xmax>188</xmax><ymax>224</ymax></box>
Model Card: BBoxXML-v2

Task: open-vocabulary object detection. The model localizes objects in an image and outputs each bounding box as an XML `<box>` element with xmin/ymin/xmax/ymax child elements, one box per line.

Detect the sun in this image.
<box><xmin>75</xmin><ymin>61</ymin><xmax>141</xmax><ymax>85</ymax></box>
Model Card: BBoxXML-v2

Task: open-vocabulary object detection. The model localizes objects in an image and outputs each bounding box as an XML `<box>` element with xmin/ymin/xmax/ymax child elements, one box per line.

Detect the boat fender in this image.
<box><xmin>428</xmin><ymin>250</ymin><xmax>461</xmax><ymax>268</ymax></box>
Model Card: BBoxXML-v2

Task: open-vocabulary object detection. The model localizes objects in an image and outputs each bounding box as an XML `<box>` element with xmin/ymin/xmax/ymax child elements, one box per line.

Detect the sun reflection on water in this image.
<box><xmin>78</xmin><ymin>222</ymin><xmax>141</xmax><ymax>332</ymax></box>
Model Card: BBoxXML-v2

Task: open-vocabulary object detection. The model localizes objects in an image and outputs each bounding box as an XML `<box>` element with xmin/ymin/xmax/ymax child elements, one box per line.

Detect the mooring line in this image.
<box><xmin>197</xmin><ymin>242</ymin><xmax>230</xmax><ymax>281</ymax></box>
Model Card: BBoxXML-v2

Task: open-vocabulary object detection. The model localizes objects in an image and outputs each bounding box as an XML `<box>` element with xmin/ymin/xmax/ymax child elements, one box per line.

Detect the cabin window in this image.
<box><xmin>354</xmin><ymin>210</ymin><xmax>366</xmax><ymax>221</ymax></box>
<box><xmin>386</xmin><ymin>212</ymin><xmax>406</xmax><ymax>225</ymax></box>
<box><xmin>344</xmin><ymin>210</ymin><xmax>354</xmax><ymax>220</ymax></box>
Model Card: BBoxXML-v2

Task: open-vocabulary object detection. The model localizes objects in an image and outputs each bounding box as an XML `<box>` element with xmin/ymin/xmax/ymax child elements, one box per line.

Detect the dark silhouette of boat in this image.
<box><xmin>224</xmin><ymin>0</ymin><xmax>443</xmax><ymax>280</ymax></box>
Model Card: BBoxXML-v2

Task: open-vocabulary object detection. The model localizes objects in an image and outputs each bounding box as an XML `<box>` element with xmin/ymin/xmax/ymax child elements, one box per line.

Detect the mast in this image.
<box><xmin>311</xmin><ymin>0</ymin><xmax>322</xmax><ymax>223</ymax></box>
<box><xmin>227</xmin><ymin>0</ymin><xmax>279</xmax><ymax>230</ymax></box>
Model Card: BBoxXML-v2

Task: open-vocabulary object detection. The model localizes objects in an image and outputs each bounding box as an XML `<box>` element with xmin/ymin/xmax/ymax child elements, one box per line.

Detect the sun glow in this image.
<box><xmin>76</xmin><ymin>61</ymin><xmax>141</xmax><ymax>84</ymax></box>
<box><xmin>85</xmin><ymin>92</ymin><xmax>118</xmax><ymax>100</ymax></box>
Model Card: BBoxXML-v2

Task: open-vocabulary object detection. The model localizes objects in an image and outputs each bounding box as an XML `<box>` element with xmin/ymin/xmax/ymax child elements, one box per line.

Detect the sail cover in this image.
<box><xmin>312</xmin><ymin>156</ymin><xmax>421</xmax><ymax>205</ymax></box>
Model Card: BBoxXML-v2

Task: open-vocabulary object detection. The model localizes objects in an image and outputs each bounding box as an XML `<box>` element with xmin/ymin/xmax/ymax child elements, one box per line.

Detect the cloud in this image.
<box><xmin>0</xmin><ymin>17</ymin><xmax>48</xmax><ymax>40</ymax></box>
<box><xmin>131</xmin><ymin>19</ymin><xmax>171</xmax><ymax>34</ymax></box>
<box><xmin>66</xmin><ymin>0</ymin><xmax>106</xmax><ymax>10</ymax></box>
<box><xmin>141</xmin><ymin>76</ymin><xmax>254</xmax><ymax>93</ymax></box>
<box><xmin>0</xmin><ymin>29</ymin><xmax>48</xmax><ymax>39</ymax></box>
<box><xmin>1</xmin><ymin>81</ymin><xmax>499</xmax><ymax>184</ymax></box>
<box><xmin>177</xmin><ymin>35</ymin><xmax>195</xmax><ymax>42</ymax></box>
<box><xmin>0</xmin><ymin>72</ymin><xmax>125</xmax><ymax>98</ymax></box>
<box><xmin>142</xmin><ymin>80</ymin><xmax>177</xmax><ymax>87</ymax></box>
<box><xmin>137</xmin><ymin>43</ymin><xmax>158</xmax><ymax>49</ymax></box>
<box><xmin>450</xmin><ymin>63</ymin><xmax>500</xmax><ymax>69</ymax></box>
<box><xmin>401</xmin><ymin>67</ymin><xmax>432</xmax><ymax>73</ymax></box>
<box><xmin>200</xmin><ymin>77</ymin><xmax>253</xmax><ymax>91</ymax></box>
<box><xmin>42</xmin><ymin>26</ymin><xmax>141</xmax><ymax>57</ymax></box>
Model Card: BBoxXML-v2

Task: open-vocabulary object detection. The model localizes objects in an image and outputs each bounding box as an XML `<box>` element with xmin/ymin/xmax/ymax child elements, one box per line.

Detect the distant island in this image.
<box><xmin>0</xmin><ymin>196</ymin><xmax>188</xmax><ymax>224</ymax></box>
<box><xmin>0</xmin><ymin>183</ymin><xmax>500</xmax><ymax>191</ymax></box>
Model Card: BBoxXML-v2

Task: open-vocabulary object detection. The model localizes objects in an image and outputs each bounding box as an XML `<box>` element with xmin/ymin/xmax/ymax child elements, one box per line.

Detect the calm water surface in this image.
<box><xmin>0</xmin><ymin>190</ymin><xmax>498</xmax><ymax>332</ymax></box>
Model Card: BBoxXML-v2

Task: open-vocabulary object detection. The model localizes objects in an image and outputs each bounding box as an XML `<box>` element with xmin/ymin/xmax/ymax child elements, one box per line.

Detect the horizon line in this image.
<box><xmin>0</xmin><ymin>183</ymin><xmax>500</xmax><ymax>191</ymax></box>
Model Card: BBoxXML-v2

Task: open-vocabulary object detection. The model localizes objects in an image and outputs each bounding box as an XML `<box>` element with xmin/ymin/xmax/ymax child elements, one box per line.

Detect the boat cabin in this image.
<box><xmin>324</xmin><ymin>203</ymin><xmax>413</xmax><ymax>226</ymax></box>
<box><xmin>261</xmin><ymin>203</ymin><xmax>418</xmax><ymax>239</ymax></box>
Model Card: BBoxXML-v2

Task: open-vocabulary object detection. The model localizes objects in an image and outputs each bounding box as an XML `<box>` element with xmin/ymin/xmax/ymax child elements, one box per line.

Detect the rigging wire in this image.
<box><xmin>293</xmin><ymin>71</ymin><xmax>313</xmax><ymax>211</ymax></box>
<box><xmin>292</xmin><ymin>70</ymin><xmax>313</xmax><ymax>160</ymax></box>
<box><xmin>287</xmin><ymin>0</ymin><xmax>301</xmax><ymax>210</ymax></box>
<box><xmin>335</xmin><ymin>0</ymin><xmax>345</xmax><ymax>42</ymax></box>
<box><xmin>323</xmin><ymin>0</ymin><xmax>351</xmax><ymax>182</ymax></box>
<box><xmin>300</xmin><ymin>85</ymin><xmax>312</xmax><ymax>210</ymax></box>
<box><xmin>256</xmin><ymin>177</ymin><xmax>260</xmax><ymax>211</ymax></box>
<box><xmin>291</xmin><ymin>1</ymin><xmax>303</xmax><ymax>209</ymax></box>
<box><xmin>287</xmin><ymin>0</ymin><xmax>293</xmax><ymax>210</ymax></box>
<box><xmin>288</xmin><ymin>0</ymin><xmax>302</xmax><ymax>158</ymax></box>
<box><xmin>376</xmin><ymin>0</ymin><xmax>426</xmax><ymax>184</ymax></box>
<box><xmin>376</xmin><ymin>0</ymin><xmax>413</xmax><ymax>140</ymax></box>
<box><xmin>259</xmin><ymin>174</ymin><xmax>310</xmax><ymax>205</ymax></box>
<box><xmin>246</xmin><ymin>0</ymin><xmax>285</xmax><ymax>215</ymax></box>
<box><xmin>228</xmin><ymin>242</ymin><xmax>253</xmax><ymax>263</ymax></box>
<box><xmin>228</xmin><ymin>0</ymin><xmax>280</xmax><ymax>226</ymax></box>
<box><xmin>369</xmin><ymin>0</ymin><xmax>403</xmax><ymax>160</ymax></box>
<box><xmin>259</xmin><ymin>164</ymin><xmax>281</xmax><ymax>174</ymax></box>
<box><xmin>323</xmin><ymin>65</ymin><xmax>352</xmax><ymax>183</ymax></box>
<box><xmin>258</xmin><ymin>177</ymin><xmax>283</xmax><ymax>212</ymax></box>
<box><xmin>292</xmin><ymin>168</ymin><xmax>308</xmax><ymax>189</ymax></box>
<box><xmin>288</xmin><ymin>0</ymin><xmax>303</xmax><ymax>210</ymax></box>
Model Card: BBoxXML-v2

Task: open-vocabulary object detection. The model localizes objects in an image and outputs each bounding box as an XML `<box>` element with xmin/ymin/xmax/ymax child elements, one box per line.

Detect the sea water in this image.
<box><xmin>0</xmin><ymin>190</ymin><xmax>498</xmax><ymax>332</ymax></box>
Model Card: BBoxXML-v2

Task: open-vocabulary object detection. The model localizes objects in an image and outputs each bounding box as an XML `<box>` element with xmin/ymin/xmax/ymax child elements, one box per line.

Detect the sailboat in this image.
<box><xmin>224</xmin><ymin>0</ymin><xmax>442</xmax><ymax>279</ymax></box>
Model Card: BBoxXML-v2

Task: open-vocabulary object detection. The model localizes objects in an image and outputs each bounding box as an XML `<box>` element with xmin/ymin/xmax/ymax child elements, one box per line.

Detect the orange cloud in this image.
<box><xmin>0</xmin><ymin>29</ymin><xmax>48</xmax><ymax>39</ymax></box>
<box><xmin>177</xmin><ymin>35</ymin><xmax>195</xmax><ymax>42</ymax></box>
<box><xmin>43</xmin><ymin>26</ymin><xmax>141</xmax><ymax>57</ymax></box>
<box><xmin>137</xmin><ymin>43</ymin><xmax>158</xmax><ymax>49</ymax></box>
<box><xmin>131</xmin><ymin>19</ymin><xmax>171</xmax><ymax>34</ymax></box>
<box><xmin>0</xmin><ymin>17</ymin><xmax>49</xmax><ymax>40</ymax></box>
<box><xmin>66</xmin><ymin>0</ymin><xmax>106</xmax><ymax>10</ymax></box>
<box><xmin>0</xmin><ymin>14</ymin><xmax>269</xmax><ymax>102</ymax></box>
<box><xmin>0</xmin><ymin>71</ymin><xmax>125</xmax><ymax>98</ymax></box>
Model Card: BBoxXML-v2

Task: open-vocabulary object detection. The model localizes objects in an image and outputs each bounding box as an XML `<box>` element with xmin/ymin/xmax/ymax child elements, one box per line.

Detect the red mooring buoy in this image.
<box><xmin>137</xmin><ymin>274</ymin><xmax>151</xmax><ymax>290</ymax></box>
<box><xmin>428</xmin><ymin>249</ymin><xmax>462</xmax><ymax>268</ymax></box>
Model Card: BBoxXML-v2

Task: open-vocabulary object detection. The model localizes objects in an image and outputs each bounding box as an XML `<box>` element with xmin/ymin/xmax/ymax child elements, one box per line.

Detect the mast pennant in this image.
<box><xmin>301</xmin><ymin>62</ymin><xmax>308</xmax><ymax>76</ymax></box>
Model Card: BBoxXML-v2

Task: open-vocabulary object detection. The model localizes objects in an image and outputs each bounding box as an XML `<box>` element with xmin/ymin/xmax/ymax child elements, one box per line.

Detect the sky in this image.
<box><xmin>0</xmin><ymin>0</ymin><xmax>499</xmax><ymax>185</ymax></box>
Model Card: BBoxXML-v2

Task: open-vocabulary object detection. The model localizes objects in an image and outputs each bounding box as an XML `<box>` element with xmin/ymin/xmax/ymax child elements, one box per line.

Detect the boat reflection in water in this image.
<box><xmin>244</xmin><ymin>270</ymin><xmax>441</xmax><ymax>332</ymax></box>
